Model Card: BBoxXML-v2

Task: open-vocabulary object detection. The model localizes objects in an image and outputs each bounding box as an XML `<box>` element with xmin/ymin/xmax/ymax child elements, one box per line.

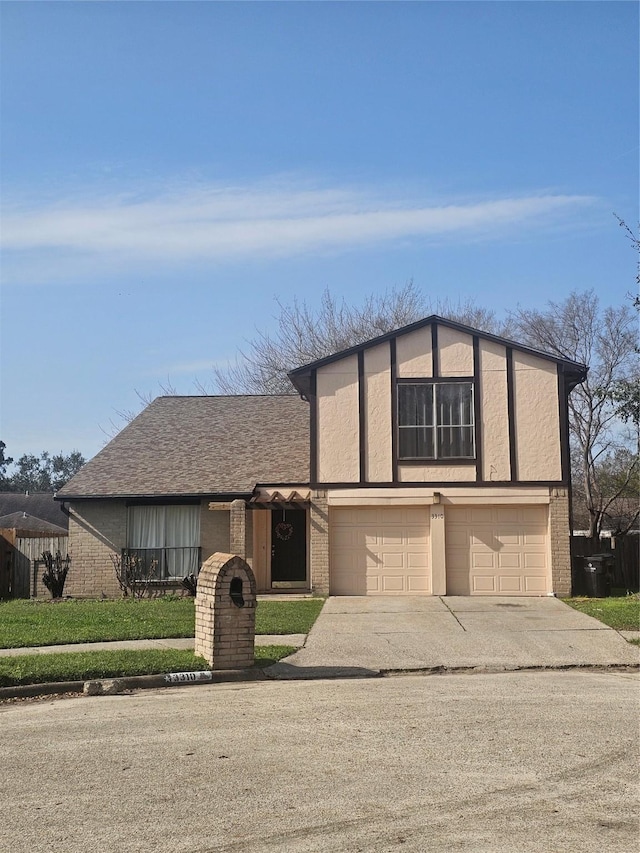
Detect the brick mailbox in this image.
<box><xmin>194</xmin><ymin>552</ymin><xmax>256</xmax><ymax>670</ymax></box>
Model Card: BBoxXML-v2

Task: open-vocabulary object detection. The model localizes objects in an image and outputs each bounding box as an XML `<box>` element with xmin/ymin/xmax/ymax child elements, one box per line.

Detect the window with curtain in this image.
<box><xmin>398</xmin><ymin>382</ymin><xmax>475</xmax><ymax>460</ymax></box>
<box><xmin>127</xmin><ymin>505</ymin><xmax>200</xmax><ymax>579</ymax></box>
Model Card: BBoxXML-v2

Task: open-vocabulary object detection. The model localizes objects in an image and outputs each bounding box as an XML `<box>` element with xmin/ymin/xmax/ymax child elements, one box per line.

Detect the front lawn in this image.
<box><xmin>564</xmin><ymin>595</ymin><xmax>640</xmax><ymax>632</ymax></box>
<box><xmin>0</xmin><ymin>645</ymin><xmax>296</xmax><ymax>687</ymax></box>
<box><xmin>0</xmin><ymin>597</ymin><xmax>324</xmax><ymax>648</ymax></box>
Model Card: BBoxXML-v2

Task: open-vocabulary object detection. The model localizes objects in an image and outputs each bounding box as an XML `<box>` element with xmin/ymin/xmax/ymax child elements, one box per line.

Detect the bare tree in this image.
<box><xmin>508</xmin><ymin>290</ymin><xmax>638</xmax><ymax>540</ymax></box>
<box><xmin>212</xmin><ymin>282</ymin><xmax>504</xmax><ymax>395</ymax></box>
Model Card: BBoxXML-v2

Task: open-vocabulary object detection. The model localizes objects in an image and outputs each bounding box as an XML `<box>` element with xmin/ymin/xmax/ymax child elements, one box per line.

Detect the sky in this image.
<box><xmin>1</xmin><ymin>1</ymin><xmax>638</xmax><ymax>464</ymax></box>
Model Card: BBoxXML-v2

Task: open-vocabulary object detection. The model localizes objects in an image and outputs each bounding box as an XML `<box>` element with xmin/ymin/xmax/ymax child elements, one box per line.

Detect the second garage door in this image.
<box><xmin>330</xmin><ymin>507</ymin><xmax>430</xmax><ymax>595</ymax></box>
<box><xmin>445</xmin><ymin>506</ymin><xmax>550</xmax><ymax>595</ymax></box>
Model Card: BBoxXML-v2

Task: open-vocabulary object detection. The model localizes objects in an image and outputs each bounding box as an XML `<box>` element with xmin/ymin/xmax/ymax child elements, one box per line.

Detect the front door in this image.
<box><xmin>271</xmin><ymin>508</ymin><xmax>307</xmax><ymax>588</ymax></box>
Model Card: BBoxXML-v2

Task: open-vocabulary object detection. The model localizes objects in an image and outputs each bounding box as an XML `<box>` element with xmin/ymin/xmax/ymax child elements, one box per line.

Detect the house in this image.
<box><xmin>56</xmin><ymin>315</ymin><xmax>587</xmax><ymax>598</ymax></box>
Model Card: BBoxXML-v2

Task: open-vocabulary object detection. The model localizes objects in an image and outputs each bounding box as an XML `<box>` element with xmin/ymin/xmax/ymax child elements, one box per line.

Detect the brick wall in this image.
<box><xmin>194</xmin><ymin>552</ymin><xmax>256</xmax><ymax>669</ymax></box>
<box><xmin>66</xmin><ymin>501</ymin><xmax>127</xmax><ymax>597</ymax></box>
<box><xmin>310</xmin><ymin>490</ymin><xmax>329</xmax><ymax>595</ymax></box>
<box><xmin>201</xmin><ymin>504</ymin><xmax>230</xmax><ymax>561</ymax></box>
<box><xmin>549</xmin><ymin>487</ymin><xmax>571</xmax><ymax>596</ymax></box>
<box><xmin>230</xmin><ymin>500</ymin><xmax>246</xmax><ymax>559</ymax></box>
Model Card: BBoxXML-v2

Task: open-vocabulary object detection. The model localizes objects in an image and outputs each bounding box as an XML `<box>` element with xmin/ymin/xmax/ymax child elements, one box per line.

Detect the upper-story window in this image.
<box><xmin>398</xmin><ymin>382</ymin><xmax>475</xmax><ymax>460</ymax></box>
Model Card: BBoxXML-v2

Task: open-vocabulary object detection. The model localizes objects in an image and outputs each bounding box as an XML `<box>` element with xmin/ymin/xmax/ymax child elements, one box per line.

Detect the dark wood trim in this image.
<box><xmin>506</xmin><ymin>347</ymin><xmax>517</xmax><ymax>482</ymax></box>
<box><xmin>390</xmin><ymin>338</ymin><xmax>398</xmax><ymax>483</ymax></box>
<box><xmin>473</xmin><ymin>335</ymin><xmax>483</xmax><ymax>483</ymax></box>
<box><xmin>398</xmin><ymin>459</ymin><xmax>476</xmax><ymax>466</ymax></box>
<box><xmin>287</xmin><ymin>313</ymin><xmax>588</xmax><ymax>398</ymax></box>
<box><xmin>557</xmin><ymin>366</ymin><xmax>570</xmax><ymax>485</ymax></box>
<box><xmin>309</xmin><ymin>370</ymin><xmax>318</xmax><ymax>485</ymax></box>
<box><xmin>311</xmin><ymin>480</ymin><xmax>569</xmax><ymax>489</ymax></box>
<box><xmin>396</xmin><ymin>376</ymin><xmax>474</xmax><ymax>385</ymax></box>
<box><xmin>431</xmin><ymin>323</ymin><xmax>439</xmax><ymax>377</ymax></box>
<box><xmin>358</xmin><ymin>350</ymin><xmax>366</xmax><ymax>483</ymax></box>
<box><xmin>122</xmin><ymin>495</ymin><xmax>245</xmax><ymax>505</ymax></box>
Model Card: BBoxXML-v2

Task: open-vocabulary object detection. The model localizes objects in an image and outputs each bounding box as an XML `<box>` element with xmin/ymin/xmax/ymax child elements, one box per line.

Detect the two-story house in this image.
<box><xmin>57</xmin><ymin>316</ymin><xmax>587</xmax><ymax>598</ymax></box>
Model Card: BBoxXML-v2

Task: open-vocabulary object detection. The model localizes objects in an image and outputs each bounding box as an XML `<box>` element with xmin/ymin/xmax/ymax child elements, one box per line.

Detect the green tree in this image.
<box><xmin>0</xmin><ymin>441</ymin><xmax>14</xmax><ymax>489</ymax></box>
<box><xmin>3</xmin><ymin>449</ymin><xmax>86</xmax><ymax>493</ymax></box>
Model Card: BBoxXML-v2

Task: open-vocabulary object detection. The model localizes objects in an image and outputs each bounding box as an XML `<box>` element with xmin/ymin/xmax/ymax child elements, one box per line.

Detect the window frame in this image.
<box><xmin>126</xmin><ymin>503</ymin><xmax>201</xmax><ymax>580</ymax></box>
<box><xmin>396</xmin><ymin>378</ymin><xmax>476</xmax><ymax>462</ymax></box>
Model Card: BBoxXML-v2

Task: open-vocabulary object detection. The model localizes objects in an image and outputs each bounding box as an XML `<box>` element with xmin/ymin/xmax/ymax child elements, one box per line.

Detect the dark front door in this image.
<box><xmin>271</xmin><ymin>508</ymin><xmax>307</xmax><ymax>588</ymax></box>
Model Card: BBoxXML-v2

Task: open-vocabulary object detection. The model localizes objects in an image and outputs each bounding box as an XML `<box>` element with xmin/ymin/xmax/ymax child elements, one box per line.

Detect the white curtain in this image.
<box><xmin>128</xmin><ymin>505</ymin><xmax>200</xmax><ymax>578</ymax></box>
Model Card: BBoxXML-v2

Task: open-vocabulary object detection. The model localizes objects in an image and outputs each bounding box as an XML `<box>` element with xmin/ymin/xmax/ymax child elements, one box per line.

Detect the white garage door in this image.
<box><xmin>445</xmin><ymin>506</ymin><xmax>549</xmax><ymax>595</ymax></box>
<box><xmin>330</xmin><ymin>507</ymin><xmax>430</xmax><ymax>595</ymax></box>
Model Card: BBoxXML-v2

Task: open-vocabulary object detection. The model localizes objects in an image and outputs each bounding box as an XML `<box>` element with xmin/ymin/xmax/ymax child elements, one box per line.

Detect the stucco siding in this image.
<box><xmin>317</xmin><ymin>354</ymin><xmax>360</xmax><ymax>482</ymax></box>
<box><xmin>513</xmin><ymin>352</ymin><xmax>561</xmax><ymax>481</ymax></box>
<box><xmin>479</xmin><ymin>339</ymin><xmax>511</xmax><ymax>481</ymax></box>
<box><xmin>364</xmin><ymin>343</ymin><xmax>392</xmax><ymax>482</ymax></box>
<box><xmin>398</xmin><ymin>465</ymin><xmax>476</xmax><ymax>482</ymax></box>
<box><xmin>438</xmin><ymin>326</ymin><xmax>474</xmax><ymax>376</ymax></box>
<box><xmin>396</xmin><ymin>327</ymin><xmax>432</xmax><ymax>378</ymax></box>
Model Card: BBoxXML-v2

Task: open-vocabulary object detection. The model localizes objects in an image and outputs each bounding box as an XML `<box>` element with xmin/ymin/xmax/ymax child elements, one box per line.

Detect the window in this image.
<box><xmin>127</xmin><ymin>505</ymin><xmax>200</xmax><ymax>579</ymax></box>
<box><xmin>398</xmin><ymin>382</ymin><xmax>475</xmax><ymax>460</ymax></box>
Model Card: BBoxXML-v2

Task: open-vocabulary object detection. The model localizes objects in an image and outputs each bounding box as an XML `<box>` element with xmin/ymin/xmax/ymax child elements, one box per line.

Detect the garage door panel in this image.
<box><xmin>473</xmin><ymin>553</ymin><xmax>495</xmax><ymax>568</ymax></box>
<box><xmin>330</xmin><ymin>508</ymin><xmax>431</xmax><ymax>596</ymax></box>
<box><xmin>473</xmin><ymin>576</ymin><xmax>497</xmax><ymax>592</ymax></box>
<box><xmin>499</xmin><ymin>576</ymin><xmax>523</xmax><ymax>593</ymax></box>
<box><xmin>498</xmin><ymin>553</ymin><xmax>522</xmax><ymax>568</ymax></box>
<box><xmin>497</xmin><ymin>532</ymin><xmax>520</xmax><ymax>545</ymax></box>
<box><xmin>407</xmin><ymin>575</ymin><xmax>430</xmax><ymax>592</ymax></box>
<box><xmin>408</xmin><ymin>551</ymin><xmax>429</xmax><ymax>569</ymax></box>
<box><xmin>525</xmin><ymin>576</ymin><xmax>548</xmax><ymax>593</ymax></box>
<box><xmin>446</xmin><ymin>506</ymin><xmax>550</xmax><ymax>596</ymax></box>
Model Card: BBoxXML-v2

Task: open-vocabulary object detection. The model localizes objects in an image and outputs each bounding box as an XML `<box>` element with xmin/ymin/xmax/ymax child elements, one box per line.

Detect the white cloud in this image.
<box><xmin>1</xmin><ymin>178</ymin><xmax>596</xmax><ymax>283</ymax></box>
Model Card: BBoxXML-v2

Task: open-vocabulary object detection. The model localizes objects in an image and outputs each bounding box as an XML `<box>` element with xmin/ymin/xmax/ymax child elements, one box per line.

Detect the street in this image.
<box><xmin>2</xmin><ymin>670</ymin><xmax>638</xmax><ymax>852</ymax></box>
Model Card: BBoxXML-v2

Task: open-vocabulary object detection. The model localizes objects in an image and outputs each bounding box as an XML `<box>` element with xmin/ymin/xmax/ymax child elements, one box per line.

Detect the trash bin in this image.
<box><xmin>582</xmin><ymin>554</ymin><xmax>613</xmax><ymax>597</ymax></box>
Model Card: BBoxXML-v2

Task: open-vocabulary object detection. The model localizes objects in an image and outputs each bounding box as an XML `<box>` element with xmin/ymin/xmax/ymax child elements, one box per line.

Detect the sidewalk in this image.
<box><xmin>0</xmin><ymin>634</ymin><xmax>306</xmax><ymax>658</ymax></box>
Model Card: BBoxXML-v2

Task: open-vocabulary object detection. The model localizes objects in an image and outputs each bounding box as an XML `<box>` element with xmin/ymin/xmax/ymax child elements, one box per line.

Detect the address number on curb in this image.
<box><xmin>164</xmin><ymin>671</ymin><xmax>213</xmax><ymax>684</ymax></box>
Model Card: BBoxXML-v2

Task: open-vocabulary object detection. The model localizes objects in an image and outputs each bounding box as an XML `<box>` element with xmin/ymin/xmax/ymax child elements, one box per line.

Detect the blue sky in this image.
<box><xmin>1</xmin><ymin>1</ymin><xmax>637</xmax><ymax>463</ymax></box>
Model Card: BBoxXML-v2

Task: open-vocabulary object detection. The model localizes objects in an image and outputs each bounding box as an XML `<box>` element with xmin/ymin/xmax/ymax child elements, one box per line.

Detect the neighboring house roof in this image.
<box><xmin>0</xmin><ymin>492</ymin><xmax>69</xmax><ymax>530</ymax></box>
<box><xmin>288</xmin><ymin>314</ymin><xmax>589</xmax><ymax>397</ymax></box>
<box><xmin>0</xmin><ymin>511</ymin><xmax>68</xmax><ymax>535</ymax></box>
<box><xmin>57</xmin><ymin>395</ymin><xmax>310</xmax><ymax>499</ymax></box>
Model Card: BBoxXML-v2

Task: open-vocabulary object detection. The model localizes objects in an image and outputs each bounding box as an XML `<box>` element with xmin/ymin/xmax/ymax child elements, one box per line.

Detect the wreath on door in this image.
<box><xmin>275</xmin><ymin>521</ymin><xmax>294</xmax><ymax>541</ymax></box>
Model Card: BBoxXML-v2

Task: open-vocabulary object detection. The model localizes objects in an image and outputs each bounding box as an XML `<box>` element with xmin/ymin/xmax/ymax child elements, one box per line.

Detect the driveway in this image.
<box><xmin>272</xmin><ymin>596</ymin><xmax>639</xmax><ymax>677</ymax></box>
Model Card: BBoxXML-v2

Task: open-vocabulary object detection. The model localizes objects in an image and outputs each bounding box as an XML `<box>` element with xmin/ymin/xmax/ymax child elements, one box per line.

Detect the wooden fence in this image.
<box><xmin>0</xmin><ymin>530</ymin><xmax>69</xmax><ymax>598</ymax></box>
<box><xmin>572</xmin><ymin>534</ymin><xmax>639</xmax><ymax>594</ymax></box>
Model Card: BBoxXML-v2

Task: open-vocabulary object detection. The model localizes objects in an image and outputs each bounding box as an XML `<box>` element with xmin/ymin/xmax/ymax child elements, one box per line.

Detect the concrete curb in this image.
<box><xmin>0</xmin><ymin>668</ymin><xmax>266</xmax><ymax>701</ymax></box>
<box><xmin>2</xmin><ymin>660</ymin><xmax>637</xmax><ymax>701</ymax></box>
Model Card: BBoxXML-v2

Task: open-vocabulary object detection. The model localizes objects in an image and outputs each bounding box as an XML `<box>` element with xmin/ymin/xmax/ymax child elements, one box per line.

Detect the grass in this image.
<box><xmin>564</xmin><ymin>594</ymin><xmax>640</xmax><ymax>631</ymax></box>
<box><xmin>255</xmin><ymin>598</ymin><xmax>324</xmax><ymax>635</ymax></box>
<box><xmin>0</xmin><ymin>597</ymin><xmax>324</xmax><ymax>649</ymax></box>
<box><xmin>0</xmin><ymin>645</ymin><xmax>296</xmax><ymax>688</ymax></box>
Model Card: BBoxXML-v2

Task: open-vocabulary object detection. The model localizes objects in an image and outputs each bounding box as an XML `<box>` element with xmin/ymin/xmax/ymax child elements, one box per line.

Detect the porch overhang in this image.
<box><xmin>248</xmin><ymin>487</ymin><xmax>311</xmax><ymax>511</ymax></box>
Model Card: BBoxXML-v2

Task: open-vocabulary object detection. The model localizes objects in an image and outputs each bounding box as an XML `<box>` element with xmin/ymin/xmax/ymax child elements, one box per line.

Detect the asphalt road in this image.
<box><xmin>2</xmin><ymin>670</ymin><xmax>638</xmax><ymax>853</ymax></box>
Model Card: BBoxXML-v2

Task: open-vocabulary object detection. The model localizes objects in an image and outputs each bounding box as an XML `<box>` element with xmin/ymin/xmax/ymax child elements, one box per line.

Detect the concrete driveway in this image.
<box><xmin>272</xmin><ymin>596</ymin><xmax>639</xmax><ymax>677</ymax></box>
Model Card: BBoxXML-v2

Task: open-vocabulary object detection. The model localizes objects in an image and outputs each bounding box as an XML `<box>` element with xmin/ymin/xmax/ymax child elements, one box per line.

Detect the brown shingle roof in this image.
<box><xmin>57</xmin><ymin>396</ymin><xmax>310</xmax><ymax>498</ymax></box>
